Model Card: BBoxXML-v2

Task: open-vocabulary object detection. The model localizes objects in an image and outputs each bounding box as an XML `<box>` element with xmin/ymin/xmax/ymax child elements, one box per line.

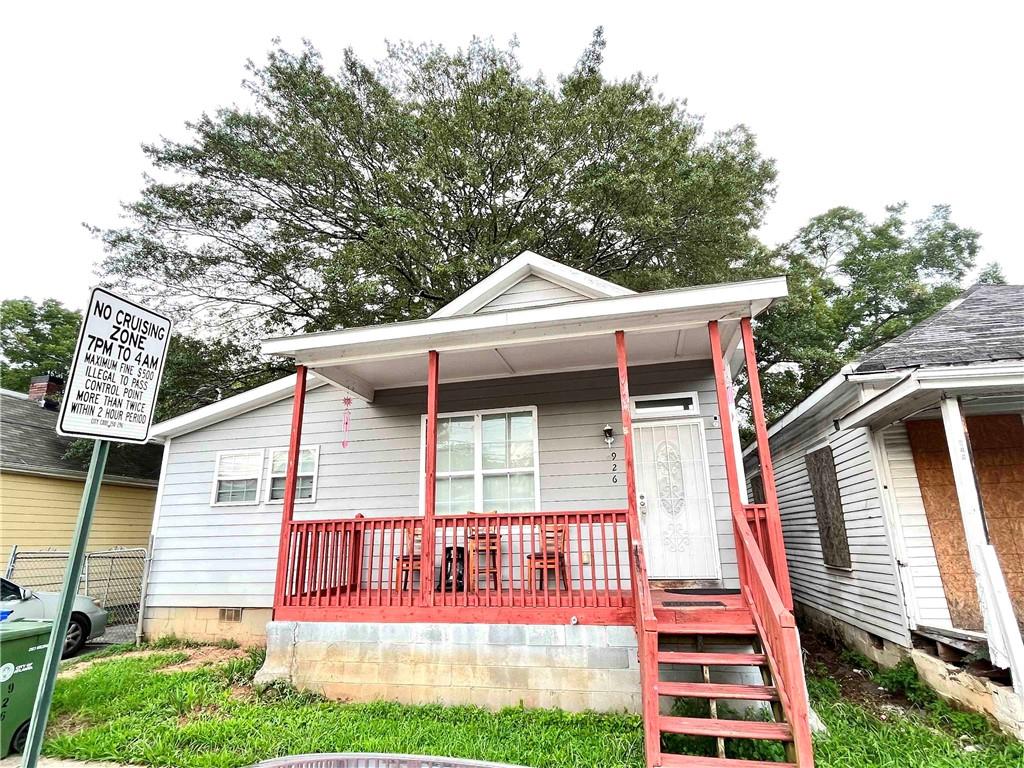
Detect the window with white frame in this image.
<box><xmin>211</xmin><ymin>449</ymin><xmax>264</xmax><ymax>505</ymax></box>
<box><xmin>428</xmin><ymin>408</ymin><xmax>539</xmax><ymax>515</ymax></box>
<box><xmin>267</xmin><ymin>446</ymin><xmax>320</xmax><ymax>502</ymax></box>
<box><xmin>630</xmin><ymin>392</ymin><xmax>700</xmax><ymax>419</ymax></box>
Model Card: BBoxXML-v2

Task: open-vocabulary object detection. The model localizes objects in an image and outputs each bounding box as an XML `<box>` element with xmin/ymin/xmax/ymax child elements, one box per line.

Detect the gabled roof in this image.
<box><xmin>1</xmin><ymin>392</ymin><xmax>160</xmax><ymax>486</ymax></box>
<box><xmin>855</xmin><ymin>284</ymin><xmax>1024</xmax><ymax>373</ymax></box>
<box><xmin>430</xmin><ymin>251</ymin><xmax>634</xmax><ymax>318</ymax></box>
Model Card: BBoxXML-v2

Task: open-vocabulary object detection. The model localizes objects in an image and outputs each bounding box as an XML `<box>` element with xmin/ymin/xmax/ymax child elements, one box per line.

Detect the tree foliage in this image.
<box><xmin>99</xmin><ymin>31</ymin><xmax>776</xmax><ymax>336</ymax></box>
<box><xmin>0</xmin><ymin>298</ymin><xmax>282</xmax><ymax>420</ymax></box>
<box><xmin>751</xmin><ymin>204</ymin><xmax>980</xmax><ymax>423</ymax></box>
<box><xmin>0</xmin><ymin>298</ymin><xmax>82</xmax><ymax>392</ymax></box>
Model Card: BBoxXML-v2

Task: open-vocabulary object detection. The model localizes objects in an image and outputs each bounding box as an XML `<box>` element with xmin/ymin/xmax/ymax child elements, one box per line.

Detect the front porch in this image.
<box><xmin>259</xmin><ymin>267</ymin><xmax>813</xmax><ymax>766</ymax></box>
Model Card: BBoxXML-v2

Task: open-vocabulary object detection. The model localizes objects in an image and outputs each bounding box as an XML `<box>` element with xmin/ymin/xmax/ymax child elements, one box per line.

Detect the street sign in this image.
<box><xmin>56</xmin><ymin>287</ymin><xmax>172</xmax><ymax>444</ymax></box>
<box><xmin>23</xmin><ymin>289</ymin><xmax>172</xmax><ymax>768</ymax></box>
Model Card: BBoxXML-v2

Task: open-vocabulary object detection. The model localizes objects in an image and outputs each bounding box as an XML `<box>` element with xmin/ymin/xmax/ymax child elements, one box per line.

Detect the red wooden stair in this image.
<box><xmin>622</xmin><ymin>321</ymin><xmax>814</xmax><ymax>767</ymax></box>
<box><xmin>641</xmin><ymin>600</ymin><xmax>801</xmax><ymax>766</ymax></box>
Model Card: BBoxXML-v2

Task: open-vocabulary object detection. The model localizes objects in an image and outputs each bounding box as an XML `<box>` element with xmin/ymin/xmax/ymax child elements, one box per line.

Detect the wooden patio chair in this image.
<box><xmin>394</xmin><ymin>527</ymin><xmax>422</xmax><ymax>590</ymax></box>
<box><xmin>526</xmin><ymin>522</ymin><xmax>569</xmax><ymax>591</ymax></box>
<box><xmin>466</xmin><ymin>512</ymin><xmax>501</xmax><ymax>592</ymax></box>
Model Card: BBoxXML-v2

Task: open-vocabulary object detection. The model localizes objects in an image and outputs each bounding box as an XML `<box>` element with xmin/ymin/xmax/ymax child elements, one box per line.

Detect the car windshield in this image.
<box><xmin>1</xmin><ymin>578</ymin><xmax>22</xmax><ymax>601</ymax></box>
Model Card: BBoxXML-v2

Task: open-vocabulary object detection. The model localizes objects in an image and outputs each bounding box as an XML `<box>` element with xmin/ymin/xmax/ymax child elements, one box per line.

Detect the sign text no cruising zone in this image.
<box><xmin>57</xmin><ymin>287</ymin><xmax>172</xmax><ymax>444</ymax></box>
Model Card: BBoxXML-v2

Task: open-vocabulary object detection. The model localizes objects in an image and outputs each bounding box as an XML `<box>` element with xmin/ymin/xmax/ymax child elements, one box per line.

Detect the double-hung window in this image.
<box><xmin>430</xmin><ymin>407</ymin><xmax>539</xmax><ymax>515</ymax></box>
<box><xmin>212</xmin><ymin>449</ymin><xmax>264</xmax><ymax>505</ymax></box>
<box><xmin>267</xmin><ymin>446</ymin><xmax>320</xmax><ymax>502</ymax></box>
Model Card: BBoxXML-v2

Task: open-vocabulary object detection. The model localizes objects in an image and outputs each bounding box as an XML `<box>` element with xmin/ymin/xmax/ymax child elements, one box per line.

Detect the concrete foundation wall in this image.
<box><xmin>142</xmin><ymin>606</ymin><xmax>272</xmax><ymax>646</ymax></box>
<box><xmin>796</xmin><ymin>601</ymin><xmax>909</xmax><ymax>668</ymax></box>
<box><xmin>912</xmin><ymin>650</ymin><xmax>1024</xmax><ymax>740</ymax></box>
<box><xmin>256</xmin><ymin>621</ymin><xmax>642</xmax><ymax>713</ymax></box>
<box><xmin>797</xmin><ymin>601</ymin><xmax>1024</xmax><ymax>740</ymax></box>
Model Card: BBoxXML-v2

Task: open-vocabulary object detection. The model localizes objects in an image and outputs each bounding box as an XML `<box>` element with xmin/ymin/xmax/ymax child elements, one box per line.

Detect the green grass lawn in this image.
<box><xmin>45</xmin><ymin>645</ymin><xmax>1024</xmax><ymax>768</ymax></box>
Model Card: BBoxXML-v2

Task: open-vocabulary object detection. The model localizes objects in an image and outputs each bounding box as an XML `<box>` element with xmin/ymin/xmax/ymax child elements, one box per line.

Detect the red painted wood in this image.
<box><xmin>707</xmin><ymin>321</ymin><xmax>748</xmax><ymax>595</ymax></box>
<box><xmin>741</xmin><ymin>316</ymin><xmax>794</xmax><ymax>611</ymax></box>
<box><xmin>658</xmin><ymin>715</ymin><xmax>792</xmax><ymax>740</ymax></box>
<box><xmin>660</xmin><ymin>754</ymin><xmax>796</xmax><ymax>768</ymax></box>
<box><xmin>274</xmin><ymin>604</ymin><xmax>635</xmax><ymax>625</ymax></box>
<box><xmin>615</xmin><ymin>330</ymin><xmax>660</xmax><ymax>768</ymax></box>
<box><xmin>655</xmin><ymin>621</ymin><xmax>757</xmax><ymax>635</ymax></box>
<box><xmin>422</xmin><ymin>350</ymin><xmax>439</xmax><ymax>603</ymax></box>
<box><xmin>657</xmin><ymin>681</ymin><xmax>778</xmax><ymax>701</ymax></box>
<box><xmin>657</xmin><ymin>651</ymin><xmax>767</xmax><ymax>666</ymax></box>
<box><xmin>272</xmin><ymin>365</ymin><xmax>307</xmax><ymax>613</ymax></box>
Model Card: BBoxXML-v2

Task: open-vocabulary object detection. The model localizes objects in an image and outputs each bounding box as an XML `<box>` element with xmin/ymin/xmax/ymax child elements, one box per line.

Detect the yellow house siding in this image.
<box><xmin>0</xmin><ymin>472</ymin><xmax>156</xmax><ymax>567</ymax></box>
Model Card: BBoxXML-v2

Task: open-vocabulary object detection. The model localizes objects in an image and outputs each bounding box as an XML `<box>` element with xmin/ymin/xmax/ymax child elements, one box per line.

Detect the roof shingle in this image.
<box><xmin>854</xmin><ymin>284</ymin><xmax>1024</xmax><ymax>373</ymax></box>
<box><xmin>0</xmin><ymin>392</ymin><xmax>160</xmax><ymax>485</ymax></box>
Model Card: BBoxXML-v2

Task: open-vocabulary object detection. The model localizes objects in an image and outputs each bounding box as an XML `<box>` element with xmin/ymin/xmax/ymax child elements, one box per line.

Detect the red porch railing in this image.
<box><xmin>276</xmin><ymin>509</ymin><xmax>633</xmax><ymax>623</ymax></box>
<box><xmin>734</xmin><ymin>504</ymin><xmax>814</xmax><ymax>766</ymax></box>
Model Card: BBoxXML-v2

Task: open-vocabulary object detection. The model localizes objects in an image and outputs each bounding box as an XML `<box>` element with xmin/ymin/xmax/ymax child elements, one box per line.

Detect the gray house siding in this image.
<box><xmin>754</xmin><ymin>391</ymin><xmax>911</xmax><ymax>646</ymax></box>
<box><xmin>147</xmin><ymin>360</ymin><xmax>737</xmax><ymax>610</ymax></box>
<box><xmin>475</xmin><ymin>274</ymin><xmax>588</xmax><ymax>313</ymax></box>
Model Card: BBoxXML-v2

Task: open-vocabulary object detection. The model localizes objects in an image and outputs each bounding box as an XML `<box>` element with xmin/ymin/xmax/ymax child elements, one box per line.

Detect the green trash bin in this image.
<box><xmin>0</xmin><ymin>620</ymin><xmax>53</xmax><ymax>758</ymax></box>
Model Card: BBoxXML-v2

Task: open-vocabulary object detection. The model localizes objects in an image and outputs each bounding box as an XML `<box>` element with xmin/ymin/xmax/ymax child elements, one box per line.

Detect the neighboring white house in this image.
<box><xmin>743</xmin><ymin>284</ymin><xmax>1024</xmax><ymax>739</ymax></box>
<box><xmin>140</xmin><ymin>251</ymin><xmax>819</xmax><ymax>766</ymax></box>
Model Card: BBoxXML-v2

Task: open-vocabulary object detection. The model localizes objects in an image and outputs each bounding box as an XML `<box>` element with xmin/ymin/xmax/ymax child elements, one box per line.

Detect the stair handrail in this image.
<box><xmin>733</xmin><ymin>506</ymin><xmax>814</xmax><ymax>766</ymax></box>
<box><xmin>625</xmin><ymin>511</ymin><xmax>661</xmax><ymax>764</ymax></box>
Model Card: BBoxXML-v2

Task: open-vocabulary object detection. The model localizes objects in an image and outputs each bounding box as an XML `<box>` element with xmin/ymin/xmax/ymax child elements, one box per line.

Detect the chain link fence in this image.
<box><xmin>5</xmin><ymin>546</ymin><xmax>147</xmax><ymax>640</ymax></box>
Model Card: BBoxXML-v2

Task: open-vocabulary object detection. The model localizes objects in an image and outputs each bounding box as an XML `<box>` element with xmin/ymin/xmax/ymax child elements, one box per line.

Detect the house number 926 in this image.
<box><xmin>610</xmin><ymin>451</ymin><xmax>618</xmax><ymax>483</ymax></box>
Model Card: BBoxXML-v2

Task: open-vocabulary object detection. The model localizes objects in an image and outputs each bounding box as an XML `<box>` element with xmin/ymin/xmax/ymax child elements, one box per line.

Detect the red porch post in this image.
<box><xmin>741</xmin><ymin>317</ymin><xmax>793</xmax><ymax>610</ymax></box>
<box><xmin>272</xmin><ymin>365</ymin><xmax>308</xmax><ymax>612</ymax></box>
<box><xmin>708</xmin><ymin>321</ymin><xmax>749</xmax><ymax>592</ymax></box>
<box><xmin>421</xmin><ymin>350</ymin><xmax>440</xmax><ymax>603</ymax></box>
<box><xmin>616</xmin><ymin>331</ymin><xmax>660</xmax><ymax>764</ymax></box>
<box><xmin>614</xmin><ymin>331</ymin><xmax>640</xmax><ymax>540</ymax></box>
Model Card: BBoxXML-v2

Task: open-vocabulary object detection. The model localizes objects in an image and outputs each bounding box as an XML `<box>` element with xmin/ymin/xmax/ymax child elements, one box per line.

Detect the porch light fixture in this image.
<box><xmin>603</xmin><ymin>424</ymin><xmax>614</xmax><ymax>447</ymax></box>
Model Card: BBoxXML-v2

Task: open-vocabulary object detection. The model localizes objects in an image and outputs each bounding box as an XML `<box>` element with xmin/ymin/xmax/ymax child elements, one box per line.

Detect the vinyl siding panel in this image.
<box><xmin>0</xmin><ymin>472</ymin><xmax>155</xmax><ymax>565</ymax></box>
<box><xmin>756</xmin><ymin>401</ymin><xmax>910</xmax><ymax>646</ymax></box>
<box><xmin>475</xmin><ymin>274</ymin><xmax>588</xmax><ymax>313</ymax></box>
<box><xmin>148</xmin><ymin>360</ymin><xmax>737</xmax><ymax>608</ymax></box>
<box><xmin>879</xmin><ymin>424</ymin><xmax>952</xmax><ymax>629</ymax></box>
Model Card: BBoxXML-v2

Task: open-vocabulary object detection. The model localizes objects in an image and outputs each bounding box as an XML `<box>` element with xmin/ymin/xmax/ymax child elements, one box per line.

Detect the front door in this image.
<box><xmin>633</xmin><ymin>419</ymin><xmax>720</xmax><ymax>580</ymax></box>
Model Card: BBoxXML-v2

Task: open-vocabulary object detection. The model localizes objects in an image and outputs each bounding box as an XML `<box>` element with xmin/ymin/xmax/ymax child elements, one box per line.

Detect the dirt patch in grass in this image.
<box><xmin>803</xmin><ymin>632</ymin><xmax>912</xmax><ymax>707</ymax></box>
<box><xmin>157</xmin><ymin>645</ymin><xmax>247</xmax><ymax>673</ymax></box>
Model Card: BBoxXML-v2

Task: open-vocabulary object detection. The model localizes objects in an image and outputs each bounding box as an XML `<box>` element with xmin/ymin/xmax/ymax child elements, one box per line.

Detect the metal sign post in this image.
<box><xmin>20</xmin><ymin>287</ymin><xmax>171</xmax><ymax>768</ymax></box>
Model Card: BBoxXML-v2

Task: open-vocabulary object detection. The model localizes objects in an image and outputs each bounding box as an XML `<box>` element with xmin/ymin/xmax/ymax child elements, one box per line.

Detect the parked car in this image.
<box><xmin>0</xmin><ymin>577</ymin><xmax>107</xmax><ymax>657</ymax></box>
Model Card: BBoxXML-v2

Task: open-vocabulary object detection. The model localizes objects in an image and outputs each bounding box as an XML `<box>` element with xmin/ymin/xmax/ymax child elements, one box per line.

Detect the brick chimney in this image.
<box><xmin>28</xmin><ymin>374</ymin><xmax>64</xmax><ymax>410</ymax></box>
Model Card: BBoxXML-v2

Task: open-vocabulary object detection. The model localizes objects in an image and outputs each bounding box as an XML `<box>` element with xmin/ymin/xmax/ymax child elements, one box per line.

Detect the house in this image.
<box><xmin>743</xmin><ymin>284</ymin><xmax>1024</xmax><ymax>739</ymax></box>
<box><xmin>144</xmin><ymin>251</ymin><xmax>814</xmax><ymax>767</ymax></box>
<box><xmin>0</xmin><ymin>376</ymin><xmax>160</xmax><ymax>575</ymax></box>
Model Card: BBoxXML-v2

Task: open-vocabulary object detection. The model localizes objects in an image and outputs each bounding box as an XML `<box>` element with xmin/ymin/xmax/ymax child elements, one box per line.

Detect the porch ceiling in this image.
<box><xmin>314</xmin><ymin>323</ymin><xmax>723</xmax><ymax>396</ymax></box>
<box><xmin>263</xmin><ymin>277</ymin><xmax>787</xmax><ymax>401</ymax></box>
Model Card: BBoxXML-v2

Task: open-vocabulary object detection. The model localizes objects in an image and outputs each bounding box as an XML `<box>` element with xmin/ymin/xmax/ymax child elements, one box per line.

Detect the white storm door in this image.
<box><xmin>633</xmin><ymin>419</ymin><xmax>720</xmax><ymax>580</ymax></box>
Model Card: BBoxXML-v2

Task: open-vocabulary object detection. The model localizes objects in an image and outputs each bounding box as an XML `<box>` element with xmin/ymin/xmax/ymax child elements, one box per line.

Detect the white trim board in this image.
<box><xmin>263</xmin><ymin>278</ymin><xmax>788</xmax><ymax>365</ymax></box>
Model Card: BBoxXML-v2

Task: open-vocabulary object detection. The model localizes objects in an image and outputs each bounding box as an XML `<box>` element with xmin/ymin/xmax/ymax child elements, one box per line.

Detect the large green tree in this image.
<box><xmin>99</xmin><ymin>31</ymin><xmax>776</xmax><ymax>336</ymax></box>
<box><xmin>751</xmin><ymin>204</ymin><xmax>980</xmax><ymax>424</ymax></box>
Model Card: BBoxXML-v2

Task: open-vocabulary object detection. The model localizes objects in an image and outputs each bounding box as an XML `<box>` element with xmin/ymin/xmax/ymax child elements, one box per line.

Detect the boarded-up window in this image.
<box><xmin>750</xmin><ymin>475</ymin><xmax>766</xmax><ymax>504</ymax></box>
<box><xmin>805</xmin><ymin>446</ymin><xmax>851</xmax><ymax>569</ymax></box>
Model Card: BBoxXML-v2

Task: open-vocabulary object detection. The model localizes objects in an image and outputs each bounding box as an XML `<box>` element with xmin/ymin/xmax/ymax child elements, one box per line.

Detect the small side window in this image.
<box><xmin>211</xmin><ymin>449</ymin><xmax>264</xmax><ymax>506</ymax></box>
<box><xmin>267</xmin><ymin>446</ymin><xmax>320</xmax><ymax>503</ymax></box>
<box><xmin>805</xmin><ymin>446</ymin><xmax>851</xmax><ymax>569</ymax></box>
<box><xmin>630</xmin><ymin>392</ymin><xmax>700</xmax><ymax>419</ymax></box>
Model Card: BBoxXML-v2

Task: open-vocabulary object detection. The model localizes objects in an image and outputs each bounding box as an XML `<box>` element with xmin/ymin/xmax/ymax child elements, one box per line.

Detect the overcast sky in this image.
<box><xmin>3</xmin><ymin>1</ymin><xmax>1021</xmax><ymax>312</ymax></box>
